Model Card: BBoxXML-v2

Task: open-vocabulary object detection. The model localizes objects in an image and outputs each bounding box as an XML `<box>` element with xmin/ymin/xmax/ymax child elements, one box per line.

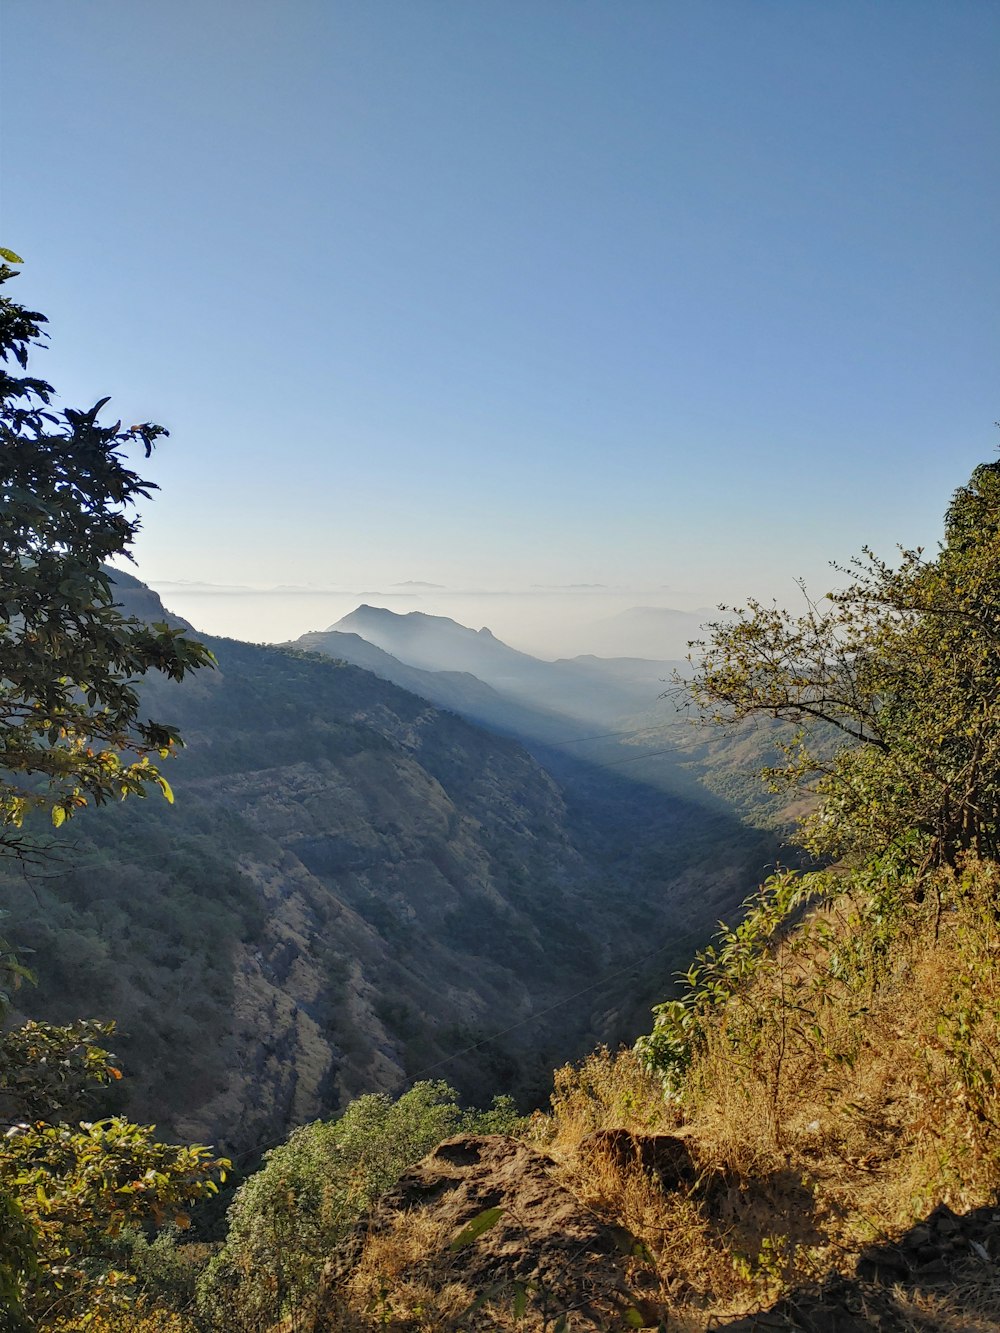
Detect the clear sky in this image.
<box><xmin>3</xmin><ymin>1</ymin><xmax>998</xmax><ymax>655</ymax></box>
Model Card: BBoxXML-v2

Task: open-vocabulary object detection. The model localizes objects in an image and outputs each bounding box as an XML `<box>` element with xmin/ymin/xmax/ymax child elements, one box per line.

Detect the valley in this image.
<box><xmin>0</xmin><ymin>575</ymin><xmax>776</xmax><ymax>1159</ymax></box>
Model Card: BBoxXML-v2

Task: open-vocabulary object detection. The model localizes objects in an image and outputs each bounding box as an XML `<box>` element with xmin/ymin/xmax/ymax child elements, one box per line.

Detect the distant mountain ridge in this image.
<box><xmin>295</xmin><ymin>604</ymin><xmax>791</xmax><ymax>829</ymax></box>
<box><xmin>332</xmin><ymin>606</ymin><xmax>551</xmax><ymax>689</ymax></box>
<box><xmin>293</xmin><ymin>627</ymin><xmax>592</xmax><ymax>746</ymax></box>
<box><xmin>314</xmin><ymin>605</ymin><xmax>683</xmax><ymax>729</ymax></box>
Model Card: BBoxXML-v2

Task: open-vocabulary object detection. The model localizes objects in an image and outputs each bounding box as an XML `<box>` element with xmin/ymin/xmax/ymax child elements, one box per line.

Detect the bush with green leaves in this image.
<box><xmin>196</xmin><ymin>1081</ymin><xmax>523</xmax><ymax>1331</ymax></box>
<box><xmin>0</xmin><ymin>1003</ymin><xmax>227</xmax><ymax>1332</ymax></box>
<box><xmin>636</xmin><ymin>868</ymin><xmax>828</xmax><ymax>1092</ymax></box>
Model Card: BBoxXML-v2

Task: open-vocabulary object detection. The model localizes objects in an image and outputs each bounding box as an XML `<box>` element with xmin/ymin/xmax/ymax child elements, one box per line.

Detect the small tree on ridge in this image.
<box><xmin>686</xmin><ymin>456</ymin><xmax>1000</xmax><ymax>869</ymax></box>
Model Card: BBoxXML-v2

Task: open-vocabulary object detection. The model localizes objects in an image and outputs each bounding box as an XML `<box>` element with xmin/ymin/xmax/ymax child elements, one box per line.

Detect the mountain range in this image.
<box><xmin>292</xmin><ymin>606</ymin><xmax>687</xmax><ymax>753</ymax></box>
<box><xmin>289</xmin><ymin>605</ymin><xmax>775</xmax><ymax>815</ymax></box>
<box><xmin>0</xmin><ymin>577</ymin><xmax>774</xmax><ymax>1160</ymax></box>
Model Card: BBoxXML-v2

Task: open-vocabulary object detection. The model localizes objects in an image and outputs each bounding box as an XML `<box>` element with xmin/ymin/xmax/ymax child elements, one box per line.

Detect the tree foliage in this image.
<box><xmin>0</xmin><ymin>1017</ymin><xmax>123</xmax><ymax>1123</ymax></box>
<box><xmin>686</xmin><ymin>458</ymin><xmax>1000</xmax><ymax>868</ymax></box>
<box><xmin>0</xmin><ymin>248</ymin><xmax>214</xmax><ymax>844</ymax></box>
<box><xmin>0</xmin><ymin>968</ymin><xmax>227</xmax><ymax>1331</ymax></box>
<box><xmin>0</xmin><ymin>254</ymin><xmax>227</xmax><ymax>1328</ymax></box>
<box><xmin>1</xmin><ymin>1115</ymin><xmax>224</xmax><ymax>1331</ymax></box>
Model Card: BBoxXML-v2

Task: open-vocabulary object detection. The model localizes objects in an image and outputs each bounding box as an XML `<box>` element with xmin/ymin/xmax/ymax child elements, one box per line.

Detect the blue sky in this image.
<box><xmin>4</xmin><ymin>1</ymin><xmax>998</xmax><ymax>653</ymax></box>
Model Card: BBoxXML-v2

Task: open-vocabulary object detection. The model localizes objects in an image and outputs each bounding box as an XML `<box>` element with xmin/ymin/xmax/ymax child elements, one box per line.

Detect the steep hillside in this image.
<box><xmin>293</xmin><ymin>610</ymin><xmax>776</xmax><ymax>828</ymax></box>
<box><xmin>251</xmin><ymin>861</ymin><xmax>1000</xmax><ymax>1333</ymax></box>
<box><xmin>0</xmin><ymin>575</ymin><xmax>770</xmax><ymax>1157</ymax></box>
<box><xmin>289</xmin><ymin>627</ymin><xmax>596</xmax><ymax>745</ymax></box>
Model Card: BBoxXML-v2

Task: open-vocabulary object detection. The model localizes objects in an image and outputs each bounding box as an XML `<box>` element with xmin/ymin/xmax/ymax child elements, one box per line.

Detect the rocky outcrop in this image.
<box><xmin>307</xmin><ymin>1134</ymin><xmax>662</xmax><ymax>1331</ymax></box>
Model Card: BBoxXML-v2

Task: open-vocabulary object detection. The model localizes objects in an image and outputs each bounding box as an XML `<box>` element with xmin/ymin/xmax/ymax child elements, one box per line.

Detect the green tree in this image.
<box><xmin>1</xmin><ymin>1119</ymin><xmax>224</xmax><ymax>1331</ymax></box>
<box><xmin>0</xmin><ymin>247</ymin><xmax>214</xmax><ymax>848</ymax></box>
<box><xmin>686</xmin><ymin>457</ymin><xmax>1000</xmax><ymax>868</ymax></box>
<box><xmin>0</xmin><ymin>253</ymin><xmax>226</xmax><ymax>1327</ymax></box>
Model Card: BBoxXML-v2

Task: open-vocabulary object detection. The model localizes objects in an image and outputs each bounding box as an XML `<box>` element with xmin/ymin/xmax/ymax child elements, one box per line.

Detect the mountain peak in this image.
<box><xmin>338</xmin><ymin>605</ymin><xmax>460</xmax><ymax>627</ymax></box>
<box><xmin>327</xmin><ymin>604</ymin><xmax>541</xmax><ymax>681</ymax></box>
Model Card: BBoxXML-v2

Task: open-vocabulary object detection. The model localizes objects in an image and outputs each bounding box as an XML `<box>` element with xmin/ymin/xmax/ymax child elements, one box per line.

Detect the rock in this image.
<box><xmin>928</xmin><ymin>1203</ymin><xmax>960</xmax><ymax>1235</ymax></box>
<box><xmin>855</xmin><ymin>1244</ymin><xmax>910</xmax><ymax>1283</ymax></box>
<box><xmin>305</xmin><ymin>1134</ymin><xmax>662</xmax><ymax>1330</ymax></box>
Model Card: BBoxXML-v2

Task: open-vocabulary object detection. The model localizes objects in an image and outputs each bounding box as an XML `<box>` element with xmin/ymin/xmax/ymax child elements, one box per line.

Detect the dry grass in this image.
<box><xmin>695</xmin><ymin>861</ymin><xmax>1000</xmax><ymax>1233</ymax></box>
<box><xmin>534</xmin><ymin>1046</ymin><xmax>679</xmax><ymax>1152</ymax></box>
<box><xmin>879</xmin><ymin>1280</ymin><xmax>1000</xmax><ymax>1333</ymax></box>
<box><xmin>317</xmin><ymin>1212</ymin><xmax>475</xmax><ymax>1331</ymax></box>
<box><xmin>566</xmin><ymin>1146</ymin><xmax>757</xmax><ymax>1313</ymax></box>
<box><xmin>528</xmin><ymin>859</ymin><xmax>1000</xmax><ymax>1331</ymax></box>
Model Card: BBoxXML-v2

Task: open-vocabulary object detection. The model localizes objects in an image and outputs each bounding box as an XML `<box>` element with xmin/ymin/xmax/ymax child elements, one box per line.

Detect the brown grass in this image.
<box><xmin>876</xmin><ymin>1280</ymin><xmax>1000</xmax><ymax>1333</ymax></box>
<box><xmin>530</xmin><ymin>858</ymin><xmax>1000</xmax><ymax>1330</ymax></box>
<box><xmin>314</xmin><ymin>1212</ymin><xmax>474</xmax><ymax>1331</ymax></box>
<box><xmin>534</xmin><ymin>1046</ymin><xmax>679</xmax><ymax>1152</ymax></box>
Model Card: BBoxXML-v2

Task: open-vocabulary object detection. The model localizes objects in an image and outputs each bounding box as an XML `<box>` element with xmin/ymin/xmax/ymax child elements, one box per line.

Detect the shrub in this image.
<box><xmin>197</xmin><ymin>1081</ymin><xmax>523</xmax><ymax>1330</ymax></box>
